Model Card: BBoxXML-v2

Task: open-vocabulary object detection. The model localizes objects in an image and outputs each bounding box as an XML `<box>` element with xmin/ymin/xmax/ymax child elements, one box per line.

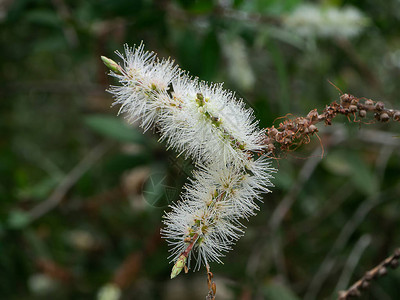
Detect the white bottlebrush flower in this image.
<box><xmin>284</xmin><ymin>4</ymin><xmax>369</xmax><ymax>39</ymax></box>
<box><xmin>161</xmin><ymin>156</ymin><xmax>274</xmax><ymax>270</ymax></box>
<box><xmin>107</xmin><ymin>44</ymin><xmax>266</xmax><ymax>166</ymax></box>
<box><xmin>159</xmin><ymin>79</ymin><xmax>266</xmax><ymax>166</ymax></box>
<box><xmin>108</xmin><ymin>43</ymin><xmax>180</xmax><ymax>131</ymax></box>
<box><xmin>102</xmin><ymin>43</ymin><xmax>276</xmax><ymax>277</ymax></box>
<box><xmin>162</xmin><ymin>193</ymin><xmax>242</xmax><ymax>270</ymax></box>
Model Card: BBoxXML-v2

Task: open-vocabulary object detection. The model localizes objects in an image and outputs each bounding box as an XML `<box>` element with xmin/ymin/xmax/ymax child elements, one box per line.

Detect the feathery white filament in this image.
<box><xmin>105</xmin><ymin>43</ymin><xmax>275</xmax><ymax>272</ymax></box>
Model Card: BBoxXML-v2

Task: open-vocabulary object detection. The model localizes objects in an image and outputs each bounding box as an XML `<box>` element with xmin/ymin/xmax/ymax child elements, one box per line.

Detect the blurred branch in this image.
<box><xmin>338</xmin><ymin>248</ymin><xmax>400</xmax><ymax>300</ymax></box>
<box><xmin>335</xmin><ymin>234</ymin><xmax>372</xmax><ymax>293</ymax></box>
<box><xmin>28</xmin><ymin>142</ymin><xmax>111</xmax><ymax>222</ymax></box>
<box><xmin>51</xmin><ymin>0</ymin><xmax>79</xmax><ymax>48</ymax></box>
<box><xmin>358</xmin><ymin>128</ymin><xmax>400</xmax><ymax>147</ymax></box>
<box><xmin>165</xmin><ymin>3</ymin><xmax>281</xmax><ymax>26</ymax></box>
<box><xmin>15</xmin><ymin>140</ymin><xmax>64</xmax><ymax>178</ymax></box>
<box><xmin>336</xmin><ymin>38</ymin><xmax>381</xmax><ymax>91</ymax></box>
<box><xmin>3</xmin><ymin>81</ymin><xmax>104</xmax><ymax>94</ymax></box>
<box><xmin>112</xmin><ymin>226</ymin><xmax>162</xmax><ymax>289</ymax></box>
<box><xmin>304</xmin><ymin>184</ymin><xmax>400</xmax><ymax>300</ymax></box>
<box><xmin>267</xmin><ymin>130</ymin><xmax>346</xmax><ymax>281</ymax></box>
<box><xmin>36</xmin><ymin>258</ymin><xmax>73</xmax><ymax>283</ymax></box>
<box><xmin>291</xmin><ymin>181</ymin><xmax>353</xmax><ymax>240</ymax></box>
<box><xmin>215</xmin><ymin>6</ymin><xmax>281</xmax><ymax>25</ymax></box>
<box><xmin>269</xmin><ymin>146</ymin><xmax>324</xmax><ymax>281</ymax></box>
<box><xmin>304</xmin><ymin>140</ymin><xmax>395</xmax><ymax>300</ymax></box>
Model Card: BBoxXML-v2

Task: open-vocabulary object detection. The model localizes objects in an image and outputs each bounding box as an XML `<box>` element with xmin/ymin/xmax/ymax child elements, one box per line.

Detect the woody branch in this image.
<box><xmin>263</xmin><ymin>93</ymin><xmax>400</xmax><ymax>157</ymax></box>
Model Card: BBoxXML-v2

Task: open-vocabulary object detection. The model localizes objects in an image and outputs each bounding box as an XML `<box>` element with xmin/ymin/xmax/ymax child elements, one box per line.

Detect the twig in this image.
<box><xmin>263</xmin><ymin>93</ymin><xmax>400</xmax><ymax>157</ymax></box>
<box><xmin>269</xmin><ymin>146</ymin><xmax>324</xmax><ymax>281</ymax></box>
<box><xmin>358</xmin><ymin>128</ymin><xmax>400</xmax><ymax>147</ymax></box>
<box><xmin>304</xmin><ymin>184</ymin><xmax>400</xmax><ymax>300</ymax></box>
<box><xmin>291</xmin><ymin>181</ymin><xmax>353</xmax><ymax>240</ymax></box>
<box><xmin>337</xmin><ymin>248</ymin><xmax>400</xmax><ymax>300</ymax></box>
<box><xmin>36</xmin><ymin>258</ymin><xmax>73</xmax><ymax>283</ymax></box>
<box><xmin>51</xmin><ymin>0</ymin><xmax>79</xmax><ymax>47</ymax></box>
<box><xmin>28</xmin><ymin>142</ymin><xmax>111</xmax><ymax>222</ymax></box>
<box><xmin>335</xmin><ymin>234</ymin><xmax>372</xmax><ymax>293</ymax></box>
<box><xmin>268</xmin><ymin>130</ymin><xmax>346</xmax><ymax>282</ymax></box>
<box><xmin>336</xmin><ymin>39</ymin><xmax>381</xmax><ymax>91</ymax></box>
<box><xmin>206</xmin><ymin>264</ymin><xmax>216</xmax><ymax>300</ymax></box>
<box><xmin>112</xmin><ymin>226</ymin><xmax>162</xmax><ymax>289</ymax></box>
<box><xmin>304</xmin><ymin>139</ymin><xmax>395</xmax><ymax>300</ymax></box>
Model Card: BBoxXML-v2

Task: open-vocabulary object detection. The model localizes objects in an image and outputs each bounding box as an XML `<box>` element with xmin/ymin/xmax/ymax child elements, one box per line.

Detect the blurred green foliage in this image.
<box><xmin>1</xmin><ymin>0</ymin><xmax>400</xmax><ymax>299</ymax></box>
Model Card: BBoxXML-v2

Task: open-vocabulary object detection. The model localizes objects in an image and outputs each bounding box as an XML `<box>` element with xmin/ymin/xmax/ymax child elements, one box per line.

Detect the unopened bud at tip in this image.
<box><xmin>101</xmin><ymin>56</ymin><xmax>122</xmax><ymax>75</ymax></box>
<box><xmin>170</xmin><ymin>254</ymin><xmax>187</xmax><ymax>279</ymax></box>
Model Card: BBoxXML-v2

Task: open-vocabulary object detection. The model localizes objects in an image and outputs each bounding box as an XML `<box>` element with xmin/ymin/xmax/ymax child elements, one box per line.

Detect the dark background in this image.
<box><xmin>1</xmin><ymin>0</ymin><xmax>400</xmax><ymax>299</ymax></box>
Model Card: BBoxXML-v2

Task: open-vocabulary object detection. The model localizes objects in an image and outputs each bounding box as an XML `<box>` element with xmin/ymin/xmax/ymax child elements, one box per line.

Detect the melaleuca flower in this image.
<box><xmin>102</xmin><ymin>43</ymin><xmax>276</xmax><ymax>278</ymax></box>
<box><xmin>161</xmin><ymin>156</ymin><xmax>274</xmax><ymax>271</ymax></box>
<box><xmin>107</xmin><ymin>43</ymin><xmax>180</xmax><ymax>131</ymax></box>
<box><xmin>284</xmin><ymin>4</ymin><xmax>369</xmax><ymax>39</ymax></box>
<box><xmin>159</xmin><ymin>79</ymin><xmax>267</xmax><ymax>167</ymax></box>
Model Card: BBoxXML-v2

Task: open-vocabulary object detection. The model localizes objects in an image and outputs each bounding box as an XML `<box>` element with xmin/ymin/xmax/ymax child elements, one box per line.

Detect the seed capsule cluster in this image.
<box><xmin>262</xmin><ymin>93</ymin><xmax>400</xmax><ymax>157</ymax></box>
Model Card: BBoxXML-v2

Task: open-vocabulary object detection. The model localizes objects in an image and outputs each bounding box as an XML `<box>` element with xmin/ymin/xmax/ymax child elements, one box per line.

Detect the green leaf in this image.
<box><xmin>25</xmin><ymin>9</ymin><xmax>61</xmax><ymax>27</ymax></box>
<box><xmin>103</xmin><ymin>153</ymin><xmax>152</xmax><ymax>179</ymax></box>
<box><xmin>345</xmin><ymin>153</ymin><xmax>378</xmax><ymax>196</ymax></box>
<box><xmin>323</xmin><ymin>151</ymin><xmax>352</xmax><ymax>176</ymax></box>
<box><xmin>85</xmin><ymin>115</ymin><xmax>146</xmax><ymax>144</ymax></box>
<box><xmin>177</xmin><ymin>0</ymin><xmax>213</xmax><ymax>13</ymax></box>
<box><xmin>17</xmin><ymin>177</ymin><xmax>60</xmax><ymax>200</ymax></box>
<box><xmin>270</xmin><ymin>160</ymin><xmax>294</xmax><ymax>191</ymax></box>
<box><xmin>263</xmin><ymin>282</ymin><xmax>300</xmax><ymax>300</ymax></box>
<box><xmin>8</xmin><ymin>210</ymin><xmax>30</xmax><ymax>229</ymax></box>
<box><xmin>324</xmin><ymin>150</ymin><xmax>378</xmax><ymax>196</ymax></box>
<box><xmin>266</xmin><ymin>40</ymin><xmax>290</xmax><ymax>113</ymax></box>
<box><xmin>200</xmin><ymin>31</ymin><xmax>220</xmax><ymax>80</ymax></box>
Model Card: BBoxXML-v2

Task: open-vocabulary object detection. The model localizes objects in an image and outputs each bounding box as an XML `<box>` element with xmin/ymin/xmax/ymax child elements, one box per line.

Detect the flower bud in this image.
<box><xmin>170</xmin><ymin>254</ymin><xmax>187</xmax><ymax>279</ymax></box>
<box><xmin>101</xmin><ymin>56</ymin><xmax>122</xmax><ymax>75</ymax></box>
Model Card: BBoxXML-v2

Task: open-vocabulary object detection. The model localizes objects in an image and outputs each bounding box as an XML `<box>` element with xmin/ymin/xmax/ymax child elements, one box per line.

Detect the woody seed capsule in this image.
<box><xmin>340</xmin><ymin>93</ymin><xmax>351</xmax><ymax>105</ymax></box>
<box><xmin>393</xmin><ymin>111</ymin><xmax>400</xmax><ymax>121</ymax></box>
<box><xmin>361</xmin><ymin>280</ymin><xmax>370</xmax><ymax>289</ymax></box>
<box><xmin>375</xmin><ymin>101</ymin><xmax>385</xmax><ymax>111</ymax></box>
<box><xmin>365</xmin><ymin>99</ymin><xmax>374</xmax><ymax>107</ymax></box>
<box><xmin>380</xmin><ymin>113</ymin><xmax>390</xmax><ymax>122</ymax></box>
<box><xmin>349</xmin><ymin>105</ymin><xmax>357</xmax><ymax>112</ymax></box>
<box><xmin>309</xmin><ymin>124</ymin><xmax>317</xmax><ymax>133</ymax></box>
<box><xmin>390</xmin><ymin>259</ymin><xmax>399</xmax><ymax>269</ymax></box>
<box><xmin>378</xmin><ymin>267</ymin><xmax>388</xmax><ymax>276</ymax></box>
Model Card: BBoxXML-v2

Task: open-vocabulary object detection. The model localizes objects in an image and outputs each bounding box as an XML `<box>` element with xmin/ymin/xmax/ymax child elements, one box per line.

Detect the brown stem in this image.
<box><xmin>338</xmin><ymin>248</ymin><xmax>400</xmax><ymax>299</ymax></box>
<box><xmin>183</xmin><ymin>233</ymin><xmax>199</xmax><ymax>258</ymax></box>
<box><xmin>206</xmin><ymin>264</ymin><xmax>216</xmax><ymax>300</ymax></box>
<box><xmin>28</xmin><ymin>142</ymin><xmax>112</xmax><ymax>222</ymax></box>
<box><xmin>262</xmin><ymin>93</ymin><xmax>400</xmax><ymax>157</ymax></box>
